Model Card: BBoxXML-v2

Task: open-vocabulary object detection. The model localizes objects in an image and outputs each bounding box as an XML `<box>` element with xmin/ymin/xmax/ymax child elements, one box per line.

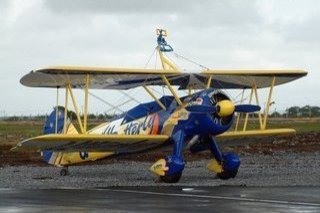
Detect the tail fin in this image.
<box><xmin>42</xmin><ymin>107</ymin><xmax>66</xmax><ymax>164</ymax></box>
<box><xmin>41</xmin><ymin>108</ymin><xmax>111</xmax><ymax>166</ymax></box>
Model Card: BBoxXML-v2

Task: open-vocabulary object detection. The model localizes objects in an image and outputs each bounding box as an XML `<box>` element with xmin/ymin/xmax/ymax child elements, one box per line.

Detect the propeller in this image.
<box><xmin>186</xmin><ymin>101</ymin><xmax>260</xmax><ymax>116</ymax></box>
<box><xmin>185</xmin><ymin>105</ymin><xmax>215</xmax><ymax>113</ymax></box>
<box><xmin>234</xmin><ymin>104</ymin><xmax>261</xmax><ymax>113</ymax></box>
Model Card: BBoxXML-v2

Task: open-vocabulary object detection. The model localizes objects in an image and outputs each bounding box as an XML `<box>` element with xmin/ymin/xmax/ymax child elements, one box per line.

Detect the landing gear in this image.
<box><xmin>206</xmin><ymin>136</ymin><xmax>240</xmax><ymax>180</ymax></box>
<box><xmin>158</xmin><ymin>155</ymin><xmax>185</xmax><ymax>183</ymax></box>
<box><xmin>160</xmin><ymin>171</ymin><xmax>182</xmax><ymax>183</ymax></box>
<box><xmin>215</xmin><ymin>152</ymin><xmax>240</xmax><ymax>180</ymax></box>
<box><xmin>150</xmin><ymin>130</ymin><xmax>185</xmax><ymax>183</ymax></box>
<box><xmin>60</xmin><ymin>167</ymin><xmax>69</xmax><ymax>176</ymax></box>
<box><xmin>216</xmin><ymin>169</ymin><xmax>238</xmax><ymax>180</ymax></box>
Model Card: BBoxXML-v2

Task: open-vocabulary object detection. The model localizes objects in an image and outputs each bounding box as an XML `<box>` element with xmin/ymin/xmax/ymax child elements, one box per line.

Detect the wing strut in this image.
<box><xmin>206</xmin><ymin>75</ymin><xmax>212</xmax><ymax>89</ymax></box>
<box><xmin>161</xmin><ymin>74</ymin><xmax>182</xmax><ymax>105</ymax></box>
<box><xmin>63</xmin><ymin>86</ymin><xmax>69</xmax><ymax>134</ymax></box>
<box><xmin>83</xmin><ymin>74</ymin><xmax>90</xmax><ymax>133</ymax></box>
<box><xmin>239</xmin><ymin>76</ymin><xmax>277</xmax><ymax>131</ymax></box>
<box><xmin>262</xmin><ymin>76</ymin><xmax>276</xmax><ymax>129</ymax></box>
<box><xmin>67</xmin><ymin>84</ymin><xmax>84</xmax><ymax>133</ymax></box>
<box><xmin>243</xmin><ymin>87</ymin><xmax>254</xmax><ymax>131</ymax></box>
<box><xmin>64</xmin><ymin>75</ymin><xmax>90</xmax><ymax>134</ymax></box>
<box><xmin>253</xmin><ymin>85</ymin><xmax>263</xmax><ymax>129</ymax></box>
<box><xmin>234</xmin><ymin>89</ymin><xmax>245</xmax><ymax>131</ymax></box>
<box><xmin>143</xmin><ymin>85</ymin><xmax>166</xmax><ymax>110</ymax></box>
<box><xmin>55</xmin><ymin>87</ymin><xmax>59</xmax><ymax>134</ymax></box>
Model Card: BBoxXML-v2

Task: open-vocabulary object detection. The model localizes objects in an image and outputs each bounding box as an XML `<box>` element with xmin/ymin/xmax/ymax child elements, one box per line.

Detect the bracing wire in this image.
<box><xmin>76</xmin><ymin>47</ymin><xmax>168</xmax><ymax>123</ymax></box>
<box><xmin>144</xmin><ymin>48</ymin><xmax>157</xmax><ymax>69</ymax></box>
<box><xmin>174</xmin><ymin>52</ymin><xmax>210</xmax><ymax>71</ymax></box>
<box><xmin>119</xmin><ymin>90</ymin><xmax>146</xmax><ymax>106</ymax></box>
<box><xmin>86</xmin><ymin>91</ymin><xmax>127</xmax><ymax>113</ymax></box>
<box><xmin>172</xmin><ymin>51</ymin><xmax>239</xmax><ymax>101</ymax></box>
<box><xmin>82</xmin><ymin>90</ymin><xmax>148</xmax><ymax>122</ymax></box>
<box><xmin>155</xmin><ymin>50</ymin><xmax>158</xmax><ymax>69</ymax></box>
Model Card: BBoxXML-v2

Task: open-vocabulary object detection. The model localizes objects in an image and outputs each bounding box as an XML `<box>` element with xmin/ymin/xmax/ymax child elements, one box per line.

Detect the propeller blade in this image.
<box><xmin>235</xmin><ymin>104</ymin><xmax>261</xmax><ymax>113</ymax></box>
<box><xmin>185</xmin><ymin>105</ymin><xmax>216</xmax><ymax>113</ymax></box>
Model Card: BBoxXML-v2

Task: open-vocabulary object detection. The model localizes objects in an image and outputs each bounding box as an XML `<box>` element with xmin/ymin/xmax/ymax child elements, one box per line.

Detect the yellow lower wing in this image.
<box><xmin>14</xmin><ymin>134</ymin><xmax>169</xmax><ymax>152</ymax></box>
<box><xmin>217</xmin><ymin>128</ymin><xmax>295</xmax><ymax>139</ymax></box>
<box><xmin>43</xmin><ymin>123</ymin><xmax>115</xmax><ymax>166</ymax></box>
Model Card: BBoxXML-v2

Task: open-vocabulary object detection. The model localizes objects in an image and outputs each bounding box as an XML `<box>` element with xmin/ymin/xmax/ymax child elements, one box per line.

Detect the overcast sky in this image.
<box><xmin>0</xmin><ymin>0</ymin><xmax>319</xmax><ymax>116</ymax></box>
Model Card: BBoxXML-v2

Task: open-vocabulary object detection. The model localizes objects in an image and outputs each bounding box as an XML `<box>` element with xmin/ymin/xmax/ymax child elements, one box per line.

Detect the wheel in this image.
<box><xmin>216</xmin><ymin>169</ymin><xmax>238</xmax><ymax>180</ymax></box>
<box><xmin>60</xmin><ymin>167</ymin><xmax>69</xmax><ymax>176</ymax></box>
<box><xmin>215</xmin><ymin>152</ymin><xmax>240</xmax><ymax>180</ymax></box>
<box><xmin>160</xmin><ymin>172</ymin><xmax>182</xmax><ymax>183</ymax></box>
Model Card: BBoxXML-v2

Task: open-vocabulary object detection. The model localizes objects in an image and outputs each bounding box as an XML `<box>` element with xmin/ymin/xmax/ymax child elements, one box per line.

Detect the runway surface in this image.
<box><xmin>1</xmin><ymin>186</ymin><xmax>320</xmax><ymax>212</ymax></box>
<box><xmin>1</xmin><ymin>152</ymin><xmax>319</xmax><ymax>212</ymax></box>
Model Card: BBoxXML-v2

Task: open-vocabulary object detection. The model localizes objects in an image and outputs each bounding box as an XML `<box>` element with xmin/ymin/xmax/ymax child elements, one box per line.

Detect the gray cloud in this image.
<box><xmin>44</xmin><ymin>0</ymin><xmax>263</xmax><ymax>28</ymax></box>
<box><xmin>44</xmin><ymin>0</ymin><xmax>194</xmax><ymax>14</ymax></box>
<box><xmin>0</xmin><ymin>0</ymin><xmax>318</xmax><ymax>115</ymax></box>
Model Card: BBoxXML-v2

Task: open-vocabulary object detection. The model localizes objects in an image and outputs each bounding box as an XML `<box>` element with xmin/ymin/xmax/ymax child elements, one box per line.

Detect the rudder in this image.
<box><xmin>42</xmin><ymin>107</ymin><xmax>65</xmax><ymax>164</ymax></box>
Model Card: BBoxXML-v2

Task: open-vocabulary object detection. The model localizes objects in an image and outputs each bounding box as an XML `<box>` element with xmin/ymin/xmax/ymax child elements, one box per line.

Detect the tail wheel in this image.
<box><xmin>216</xmin><ymin>169</ymin><xmax>238</xmax><ymax>180</ymax></box>
<box><xmin>60</xmin><ymin>167</ymin><xmax>69</xmax><ymax>176</ymax></box>
<box><xmin>160</xmin><ymin>172</ymin><xmax>182</xmax><ymax>183</ymax></box>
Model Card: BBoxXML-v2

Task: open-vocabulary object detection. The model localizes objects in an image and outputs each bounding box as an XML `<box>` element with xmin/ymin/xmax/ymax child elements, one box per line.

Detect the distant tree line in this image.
<box><xmin>3</xmin><ymin>113</ymin><xmax>117</xmax><ymax>122</ymax></box>
<box><xmin>2</xmin><ymin>106</ymin><xmax>118</xmax><ymax>122</ymax></box>
<box><xmin>270</xmin><ymin>105</ymin><xmax>320</xmax><ymax>118</ymax></box>
<box><xmin>1</xmin><ymin>105</ymin><xmax>320</xmax><ymax>121</ymax></box>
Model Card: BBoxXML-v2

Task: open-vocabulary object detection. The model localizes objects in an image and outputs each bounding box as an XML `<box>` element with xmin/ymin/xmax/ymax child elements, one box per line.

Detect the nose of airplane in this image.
<box><xmin>216</xmin><ymin>100</ymin><xmax>235</xmax><ymax>117</ymax></box>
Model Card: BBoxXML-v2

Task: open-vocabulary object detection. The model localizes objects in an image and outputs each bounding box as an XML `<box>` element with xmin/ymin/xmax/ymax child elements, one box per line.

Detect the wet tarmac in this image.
<box><xmin>1</xmin><ymin>186</ymin><xmax>320</xmax><ymax>212</ymax></box>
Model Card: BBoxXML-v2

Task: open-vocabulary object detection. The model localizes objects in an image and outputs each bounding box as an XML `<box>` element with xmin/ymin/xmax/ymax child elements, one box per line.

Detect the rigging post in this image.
<box><xmin>156</xmin><ymin>29</ymin><xmax>182</xmax><ymax>105</ymax></box>
<box><xmin>156</xmin><ymin>29</ymin><xmax>179</xmax><ymax>72</ymax></box>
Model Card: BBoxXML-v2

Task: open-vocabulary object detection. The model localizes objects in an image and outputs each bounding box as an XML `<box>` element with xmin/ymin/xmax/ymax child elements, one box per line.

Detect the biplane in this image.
<box><xmin>14</xmin><ymin>29</ymin><xmax>307</xmax><ymax>183</ymax></box>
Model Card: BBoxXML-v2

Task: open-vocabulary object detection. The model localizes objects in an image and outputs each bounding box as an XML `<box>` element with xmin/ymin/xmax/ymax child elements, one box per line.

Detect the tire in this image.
<box><xmin>216</xmin><ymin>169</ymin><xmax>238</xmax><ymax>180</ymax></box>
<box><xmin>160</xmin><ymin>172</ymin><xmax>182</xmax><ymax>183</ymax></box>
<box><xmin>60</xmin><ymin>168</ymin><xmax>69</xmax><ymax>176</ymax></box>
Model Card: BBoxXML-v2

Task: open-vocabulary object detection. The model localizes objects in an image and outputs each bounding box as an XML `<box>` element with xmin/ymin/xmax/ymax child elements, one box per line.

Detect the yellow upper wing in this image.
<box><xmin>203</xmin><ymin>69</ymin><xmax>307</xmax><ymax>89</ymax></box>
<box><xmin>13</xmin><ymin>134</ymin><xmax>169</xmax><ymax>152</ymax></box>
<box><xmin>20</xmin><ymin>66</ymin><xmax>307</xmax><ymax>90</ymax></box>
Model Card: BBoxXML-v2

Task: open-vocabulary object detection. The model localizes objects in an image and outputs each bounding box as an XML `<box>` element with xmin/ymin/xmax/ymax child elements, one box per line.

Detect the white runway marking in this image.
<box><xmin>106</xmin><ymin>189</ymin><xmax>320</xmax><ymax>207</ymax></box>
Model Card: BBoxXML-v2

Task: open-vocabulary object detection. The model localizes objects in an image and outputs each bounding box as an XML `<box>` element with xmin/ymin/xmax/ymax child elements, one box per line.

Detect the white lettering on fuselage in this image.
<box><xmin>91</xmin><ymin>114</ymin><xmax>159</xmax><ymax>136</ymax></box>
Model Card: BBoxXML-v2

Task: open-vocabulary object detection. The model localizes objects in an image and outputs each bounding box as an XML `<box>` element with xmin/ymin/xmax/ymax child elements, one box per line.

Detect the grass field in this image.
<box><xmin>0</xmin><ymin>118</ymin><xmax>319</xmax><ymax>166</ymax></box>
<box><xmin>0</xmin><ymin>118</ymin><xmax>319</xmax><ymax>145</ymax></box>
<box><xmin>0</xmin><ymin>121</ymin><xmax>43</xmax><ymax>138</ymax></box>
<box><xmin>0</xmin><ymin>121</ymin><xmax>99</xmax><ymax>138</ymax></box>
<box><xmin>233</xmin><ymin>117</ymin><xmax>320</xmax><ymax>132</ymax></box>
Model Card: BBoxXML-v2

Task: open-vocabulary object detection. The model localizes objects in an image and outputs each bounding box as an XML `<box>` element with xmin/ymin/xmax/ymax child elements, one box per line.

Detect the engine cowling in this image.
<box><xmin>209</xmin><ymin>91</ymin><xmax>234</xmax><ymax>127</ymax></box>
